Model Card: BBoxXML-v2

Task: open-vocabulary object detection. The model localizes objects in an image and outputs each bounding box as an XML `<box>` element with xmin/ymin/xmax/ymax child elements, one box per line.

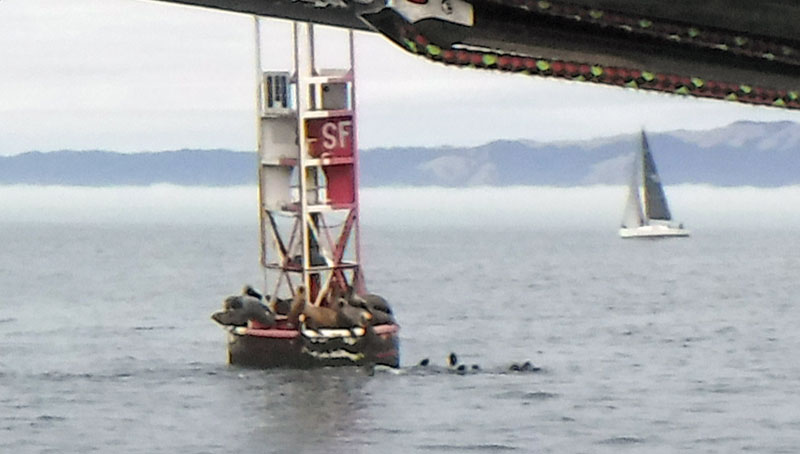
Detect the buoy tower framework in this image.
<box><xmin>256</xmin><ymin>20</ymin><xmax>364</xmax><ymax>308</ymax></box>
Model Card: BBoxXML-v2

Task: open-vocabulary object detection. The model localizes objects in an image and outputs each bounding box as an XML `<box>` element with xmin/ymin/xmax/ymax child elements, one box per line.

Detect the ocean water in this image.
<box><xmin>2</xmin><ymin>221</ymin><xmax>800</xmax><ymax>453</ymax></box>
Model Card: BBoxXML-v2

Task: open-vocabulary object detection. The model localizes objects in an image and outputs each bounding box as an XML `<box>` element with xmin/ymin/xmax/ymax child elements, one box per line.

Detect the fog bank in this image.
<box><xmin>1</xmin><ymin>185</ymin><xmax>799</xmax><ymax>230</ymax></box>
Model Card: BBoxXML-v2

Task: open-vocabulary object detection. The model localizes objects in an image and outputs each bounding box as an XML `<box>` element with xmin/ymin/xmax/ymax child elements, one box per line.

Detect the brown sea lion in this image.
<box><xmin>286</xmin><ymin>287</ymin><xmax>307</xmax><ymax>328</ymax></box>
<box><xmin>287</xmin><ymin>286</ymin><xmax>342</xmax><ymax>330</ymax></box>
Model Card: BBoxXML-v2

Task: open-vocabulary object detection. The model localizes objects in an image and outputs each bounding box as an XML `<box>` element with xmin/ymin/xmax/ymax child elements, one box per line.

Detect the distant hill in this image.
<box><xmin>3</xmin><ymin>120</ymin><xmax>800</xmax><ymax>187</ymax></box>
<box><xmin>0</xmin><ymin>149</ymin><xmax>256</xmax><ymax>187</ymax></box>
<box><xmin>360</xmin><ymin>120</ymin><xmax>800</xmax><ymax>187</ymax></box>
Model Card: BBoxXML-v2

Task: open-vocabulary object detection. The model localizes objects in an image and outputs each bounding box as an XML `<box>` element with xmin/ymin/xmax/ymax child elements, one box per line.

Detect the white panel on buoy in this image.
<box><xmin>260</xmin><ymin>117</ymin><xmax>297</xmax><ymax>163</ymax></box>
<box><xmin>261</xmin><ymin>166</ymin><xmax>293</xmax><ymax>210</ymax></box>
<box><xmin>320</xmin><ymin>82</ymin><xmax>348</xmax><ymax>110</ymax></box>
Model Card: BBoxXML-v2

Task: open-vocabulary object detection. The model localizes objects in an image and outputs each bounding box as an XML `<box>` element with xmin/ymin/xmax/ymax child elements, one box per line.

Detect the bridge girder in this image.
<box><xmin>151</xmin><ymin>0</ymin><xmax>800</xmax><ymax>109</ymax></box>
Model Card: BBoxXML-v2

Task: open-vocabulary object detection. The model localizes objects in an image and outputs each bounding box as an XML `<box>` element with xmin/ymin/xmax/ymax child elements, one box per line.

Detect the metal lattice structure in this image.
<box><xmin>257</xmin><ymin>21</ymin><xmax>363</xmax><ymax>308</ymax></box>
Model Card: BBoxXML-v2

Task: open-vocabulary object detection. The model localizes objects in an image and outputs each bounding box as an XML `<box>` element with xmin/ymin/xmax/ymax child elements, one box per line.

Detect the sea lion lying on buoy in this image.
<box><xmin>240</xmin><ymin>285</ymin><xmax>293</xmax><ymax>315</ymax></box>
<box><xmin>338</xmin><ymin>286</ymin><xmax>396</xmax><ymax>325</ymax></box>
<box><xmin>288</xmin><ymin>287</ymin><xmax>373</xmax><ymax>330</ymax></box>
<box><xmin>271</xmin><ymin>297</ymin><xmax>292</xmax><ymax>316</ymax></box>
<box><xmin>361</xmin><ymin>294</ymin><xmax>395</xmax><ymax>325</ymax></box>
<box><xmin>211</xmin><ymin>293</ymin><xmax>276</xmax><ymax>328</ymax></box>
<box><xmin>334</xmin><ymin>298</ymin><xmax>373</xmax><ymax>329</ymax></box>
<box><xmin>287</xmin><ymin>286</ymin><xmax>342</xmax><ymax>330</ymax></box>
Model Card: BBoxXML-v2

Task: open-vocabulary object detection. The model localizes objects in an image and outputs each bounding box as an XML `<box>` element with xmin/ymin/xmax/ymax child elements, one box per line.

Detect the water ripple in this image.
<box><xmin>494</xmin><ymin>390</ymin><xmax>559</xmax><ymax>401</ymax></box>
<box><xmin>417</xmin><ymin>443</ymin><xmax>518</xmax><ymax>451</ymax></box>
<box><xmin>132</xmin><ymin>325</ymin><xmax>177</xmax><ymax>331</ymax></box>
<box><xmin>35</xmin><ymin>415</ymin><xmax>66</xmax><ymax>422</ymax></box>
<box><xmin>598</xmin><ymin>436</ymin><xmax>645</xmax><ymax>445</ymax></box>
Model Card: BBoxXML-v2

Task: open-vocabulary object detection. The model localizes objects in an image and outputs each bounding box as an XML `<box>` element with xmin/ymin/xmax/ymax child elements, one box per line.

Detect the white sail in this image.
<box><xmin>619</xmin><ymin>131</ymin><xmax>689</xmax><ymax>238</ymax></box>
<box><xmin>621</xmin><ymin>151</ymin><xmax>644</xmax><ymax>228</ymax></box>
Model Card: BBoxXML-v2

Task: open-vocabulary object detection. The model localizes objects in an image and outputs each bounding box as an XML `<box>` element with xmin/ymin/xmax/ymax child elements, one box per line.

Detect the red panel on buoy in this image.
<box><xmin>324</xmin><ymin>164</ymin><xmax>355</xmax><ymax>205</ymax></box>
<box><xmin>306</xmin><ymin>116</ymin><xmax>353</xmax><ymax>158</ymax></box>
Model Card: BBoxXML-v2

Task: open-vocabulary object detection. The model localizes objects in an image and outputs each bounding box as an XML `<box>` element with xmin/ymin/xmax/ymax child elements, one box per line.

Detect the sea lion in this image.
<box><xmin>362</xmin><ymin>294</ymin><xmax>395</xmax><ymax>325</ymax></box>
<box><xmin>238</xmin><ymin>285</ymin><xmax>293</xmax><ymax>315</ymax></box>
<box><xmin>445</xmin><ymin>353</ymin><xmax>469</xmax><ymax>375</ymax></box>
<box><xmin>446</xmin><ymin>353</ymin><xmax>478</xmax><ymax>374</ymax></box>
<box><xmin>301</xmin><ymin>305</ymin><xmax>342</xmax><ymax>330</ymax></box>
<box><xmin>339</xmin><ymin>286</ymin><xmax>396</xmax><ymax>326</ymax></box>
<box><xmin>287</xmin><ymin>286</ymin><xmax>342</xmax><ymax>330</ymax></box>
<box><xmin>211</xmin><ymin>294</ymin><xmax>275</xmax><ymax>327</ymax></box>
<box><xmin>271</xmin><ymin>297</ymin><xmax>292</xmax><ymax>316</ymax></box>
<box><xmin>242</xmin><ymin>285</ymin><xmax>263</xmax><ymax>300</ymax></box>
<box><xmin>447</xmin><ymin>352</ymin><xmax>459</xmax><ymax>368</ymax></box>
<box><xmin>334</xmin><ymin>298</ymin><xmax>373</xmax><ymax>329</ymax></box>
<box><xmin>286</xmin><ymin>287</ymin><xmax>307</xmax><ymax>328</ymax></box>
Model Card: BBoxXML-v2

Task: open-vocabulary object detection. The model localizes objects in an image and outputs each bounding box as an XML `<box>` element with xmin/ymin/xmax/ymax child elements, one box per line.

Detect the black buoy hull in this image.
<box><xmin>225</xmin><ymin>324</ymin><xmax>400</xmax><ymax>369</ymax></box>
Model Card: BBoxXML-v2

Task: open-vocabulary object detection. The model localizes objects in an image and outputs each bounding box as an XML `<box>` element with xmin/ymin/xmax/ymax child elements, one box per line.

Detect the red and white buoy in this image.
<box><xmin>218</xmin><ymin>19</ymin><xmax>399</xmax><ymax>368</ymax></box>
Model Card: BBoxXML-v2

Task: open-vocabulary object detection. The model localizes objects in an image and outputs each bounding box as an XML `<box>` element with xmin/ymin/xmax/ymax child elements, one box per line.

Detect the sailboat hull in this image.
<box><xmin>619</xmin><ymin>224</ymin><xmax>690</xmax><ymax>238</ymax></box>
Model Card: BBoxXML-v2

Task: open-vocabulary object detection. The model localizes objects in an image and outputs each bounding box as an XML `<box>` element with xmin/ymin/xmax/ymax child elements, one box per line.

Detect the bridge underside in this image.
<box><xmin>153</xmin><ymin>0</ymin><xmax>800</xmax><ymax>109</ymax></box>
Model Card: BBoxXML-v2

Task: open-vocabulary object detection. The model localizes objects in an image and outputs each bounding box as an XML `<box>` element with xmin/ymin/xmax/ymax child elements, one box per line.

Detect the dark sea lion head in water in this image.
<box><xmin>448</xmin><ymin>352</ymin><xmax>458</xmax><ymax>367</ymax></box>
<box><xmin>509</xmin><ymin>361</ymin><xmax>539</xmax><ymax>372</ymax></box>
<box><xmin>521</xmin><ymin>361</ymin><xmax>541</xmax><ymax>372</ymax></box>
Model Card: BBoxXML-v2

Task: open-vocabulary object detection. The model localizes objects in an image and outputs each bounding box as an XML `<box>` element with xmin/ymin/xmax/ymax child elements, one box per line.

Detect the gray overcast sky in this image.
<box><xmin>2</xmin><ymin>0</ymin><xmax>800</xmax><ymax>156</ymax></box>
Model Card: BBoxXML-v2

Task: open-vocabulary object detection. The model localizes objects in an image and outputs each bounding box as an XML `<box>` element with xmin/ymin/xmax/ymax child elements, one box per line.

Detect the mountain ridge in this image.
<box><xmin>3</xmin><ymin>120</ymin><xmax>800</xmax><ymax>187</ymax></box>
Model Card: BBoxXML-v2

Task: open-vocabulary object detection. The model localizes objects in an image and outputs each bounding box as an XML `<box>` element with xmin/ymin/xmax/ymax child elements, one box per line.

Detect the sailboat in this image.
<box><xmin>619</xmin><ymin>131</ymin><xmax>689</xmax><ymax>238</ymax></box>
